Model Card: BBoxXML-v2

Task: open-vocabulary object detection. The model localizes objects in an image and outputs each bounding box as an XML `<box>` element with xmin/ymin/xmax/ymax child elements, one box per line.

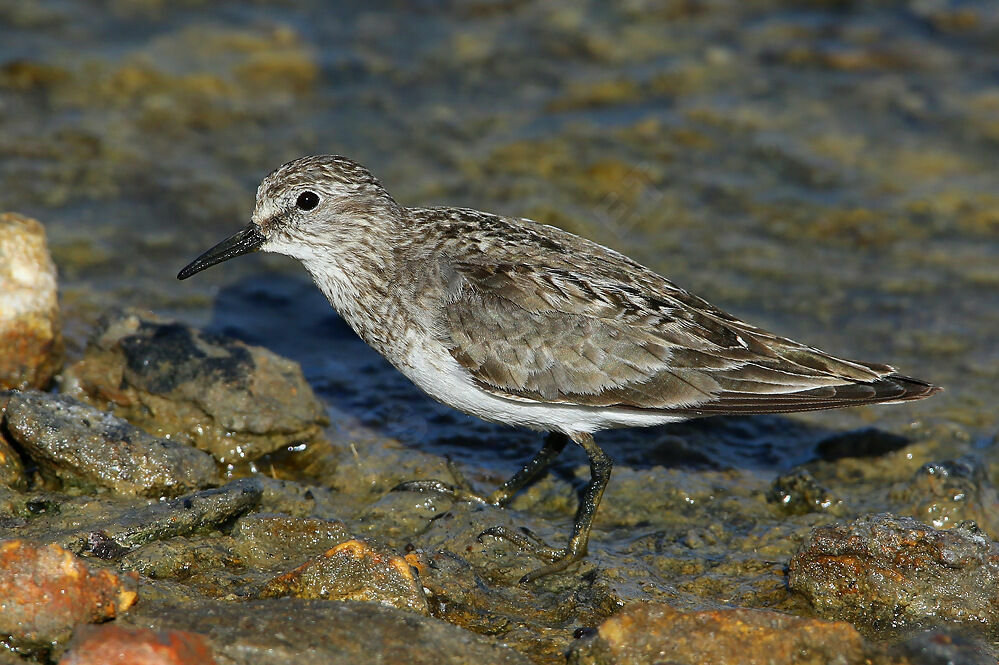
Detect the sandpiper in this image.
<box><xmin>178</xmin><ymin>155</ymin><xmax>939</xmax><ymax>582</ymax></box>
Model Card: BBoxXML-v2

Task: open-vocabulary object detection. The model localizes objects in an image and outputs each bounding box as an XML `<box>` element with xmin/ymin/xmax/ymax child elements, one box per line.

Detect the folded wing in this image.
<box><xmin>439</xmin><ymin>230</ymin><xmax>937</xmax><ymax>416</ymax></box>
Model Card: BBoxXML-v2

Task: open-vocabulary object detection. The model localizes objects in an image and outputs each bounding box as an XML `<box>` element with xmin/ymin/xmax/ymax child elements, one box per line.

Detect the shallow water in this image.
<box><xmin>3</xmin><ymin>0</ymin><xmax>999</xmax><ymax>656</ymax></box>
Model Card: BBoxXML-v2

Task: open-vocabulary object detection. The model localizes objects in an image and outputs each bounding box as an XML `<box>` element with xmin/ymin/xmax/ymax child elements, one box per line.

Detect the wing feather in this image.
<box><xmin>428</xmin><ymin>209</ymin><xmax>938</xmax><ymax>416</ymax></box>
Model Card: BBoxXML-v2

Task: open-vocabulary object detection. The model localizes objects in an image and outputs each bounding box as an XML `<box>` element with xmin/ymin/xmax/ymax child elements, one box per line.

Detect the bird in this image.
<box><xmin>178</xmin><ymin>154</ymin><xmax>939</xmax><ymax>583</ymax></box>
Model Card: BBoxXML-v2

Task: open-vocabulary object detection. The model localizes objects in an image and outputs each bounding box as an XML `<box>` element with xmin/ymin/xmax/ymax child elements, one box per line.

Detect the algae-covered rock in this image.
<box><xmin>767</xmin><ymin>468</ymin><xmax>848</xmax><ymax>516</ymax></box>
<box><xmin>15</xmin><ymin>479</ymin><xmax>262</xmax><ymax>555</ymax></box>
<box><xmin>890</xmin><ymin>457</ymin><xmax>999</xmax><ymax>538</ymax></box>
<box><xmin>567</xmin><ymin>602</ymin><xmax>867</xmax><ymax>665</ymax></box>
<box><xmin>62</xmin><ymin>309</ymin><xmax>329</xmax><ymax>463</ymax></box>
<box><xmin>230</xmin><ymin>512</ymin><xmax>352</xmax><ymax>569</ymax></box>
<box><xmin>5</xmin><ymin>390</ymin><xmax>217</xmax><ymax>497</ymax></box>
<box><xmin>789</xmin><ymin>513</ymin><xmax>999</xmax><ymax>633</ymax></box>
<box><xmin>0</xmin><ymin>213</ymin><xmax>63</xmax><ymax>391</ymax></box>
<box><xmin>121</xmin><ymin>598</ymin><xmax>533</xmax><ymax>665</ymax></box>
<box><xmin>260</xmin><ymin>538</ymin><xmax>430</xmax><ymax>615</ymax></box>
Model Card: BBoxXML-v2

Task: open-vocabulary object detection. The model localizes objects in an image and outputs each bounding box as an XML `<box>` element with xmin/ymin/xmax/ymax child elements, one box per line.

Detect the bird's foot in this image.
<box><xmin>392</xmin><ymin>459</ymin><xmax>495</xmax><ymax>506</ymax></box>
<box><xmin>478</xmin><ymin>526</ymin><xmax>584</xmax><ymax>584</ymax></box>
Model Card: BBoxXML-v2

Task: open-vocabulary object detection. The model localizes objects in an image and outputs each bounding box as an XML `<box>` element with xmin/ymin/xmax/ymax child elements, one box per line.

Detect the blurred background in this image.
<box><xmin>1</xmin><ymin>0</ymin><xmax>997</xmax><ymax>446</ymax></box>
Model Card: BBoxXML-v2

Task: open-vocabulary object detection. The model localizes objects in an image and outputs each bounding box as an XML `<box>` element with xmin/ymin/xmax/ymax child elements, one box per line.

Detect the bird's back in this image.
<box><xmin>401</xmin><ymin>206</ymin><xmax>938</xmax><ymax>420</ymax></box>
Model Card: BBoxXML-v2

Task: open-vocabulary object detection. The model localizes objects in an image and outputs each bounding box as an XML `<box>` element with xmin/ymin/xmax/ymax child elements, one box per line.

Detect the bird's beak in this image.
<box><xmin>177</xmin><ymin>224</ymin><xmax>266</xmax><ymax>280</ymax></box>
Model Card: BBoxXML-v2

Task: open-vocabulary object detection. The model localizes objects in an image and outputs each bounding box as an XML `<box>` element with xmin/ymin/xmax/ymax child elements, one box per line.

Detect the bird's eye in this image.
<box><xmin>296</xmin><ymin>191</ymin><xmax>320</xmax><ymax>211</ymax></box>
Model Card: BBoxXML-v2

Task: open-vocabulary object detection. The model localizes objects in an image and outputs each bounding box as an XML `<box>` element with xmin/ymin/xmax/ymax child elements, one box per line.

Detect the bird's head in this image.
<box><xmin>178</xmin><ymin>155</ymin><xmax>399</xmax><ymax>280</ymax></box>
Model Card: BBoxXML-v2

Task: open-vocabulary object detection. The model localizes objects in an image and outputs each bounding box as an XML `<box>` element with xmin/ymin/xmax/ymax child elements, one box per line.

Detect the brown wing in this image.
<box><xmin>440</xmin><ymin>247</ymin><xmax>937</xmax><ymax>416</ymax></box>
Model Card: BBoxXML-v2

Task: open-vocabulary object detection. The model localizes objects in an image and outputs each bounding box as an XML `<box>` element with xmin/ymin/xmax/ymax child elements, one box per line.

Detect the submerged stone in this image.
<box><xmin>0</xmin><ymin>213</ymin><xmax>63</xmax><ymax>391</ymax></box>
<box><xmin>61</xmin><ymin>309</ymin><xmax>329</xmax><ymax>463</ymax></box>
<box><xmin>889</xmin><ymin>456</ymin><xmax>999</xmax><ymax>538</ymax></box>
<box><xmin>767</xmin><ymin>468</ymin><xmax>847</xmax><ymax>516</ymax></box>
<box><xmin>4</xmin><ymin>391</ymin><xmax>218</xmax><ymax>497</ymax></box>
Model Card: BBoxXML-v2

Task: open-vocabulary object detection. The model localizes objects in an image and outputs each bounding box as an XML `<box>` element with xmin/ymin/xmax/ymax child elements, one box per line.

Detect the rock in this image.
<box><xmin>890</xmin><ymin>629</ymin><xmax>996</xmax><ymax>665</ymax></box>
<box><xmin>0</xmin><ymin>432</ymin><xmax>26</xmax><ymax>491</ymax></box>
<box><xmin>231</xmin><ymin>512</ymin><xmax>352</xmax><ymax>569</ymax></box>
<box><xmin>122</xmin><ymin>598</ymin><xmax>532</xmax><ymax>665</ymax></box>
<box><xmin>889</xmin><ymin>457</ymin><xmax>999</xmax><ymax>538</ymax></box>
<box><xmin>253</xmin><ymin>476</ymin><xmax>343</xmax><ymax>518</ymax></box>
<box><xmin>62</xmin><ymin>309</ymin><xmax>328</xmax><ymax>463</ymax></box>
<box><xmin>767</xmin><ymin>469</ymin><xmax>847</xmax><ymax>516</ymax></box>
<box><xmin>567</xmin><ymin>602</ymin><xmax>867</xmax><ymax>665</ymax></box>
<box><xmin>261</xmin><ymin>539</ymin><xmax>430</xmax><ymax>615</ymax></box>
<box><xmin>118</xmin><ymin>537</ymin><xmax>243</xmax><ymax>582</ymax></box>
<box><xmin>0</xmin><ymin>540</ymin><xmax>138</xmax><ymax>649</ymax></box>
<box><xmin>60</xmin><ymin>624</ymin><xmax>218</xmax><ymax>665</ymax></box>
<box><xmin>4</xmin><ymin>391</ymin><xmax>218</xmax><ymax>497</ymax></box>
<box><xmin>0</xmin><ymin>213</ymin><xmax>63</xmax><ymax>391</ymax></box>
<box><xmin>788</xmin><ymin>513</ymin><xmax>999</xmax><ymax>632</ymax></box>
<box><xmin>0</xmin><ymin>392</ymin><xmax>26</xmax><ymax>490</ymax></box>
<box><xmin>19</xmin><ymin>478</ymin><xmax>263</xmax><ymax>555</ymax></box>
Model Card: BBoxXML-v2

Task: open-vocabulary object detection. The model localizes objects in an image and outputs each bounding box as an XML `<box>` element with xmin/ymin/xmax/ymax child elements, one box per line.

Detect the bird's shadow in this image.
<box><xmin>205</xmin><ymin>274</ymin><xmax>910</xmax><ymax>478</ymax></box>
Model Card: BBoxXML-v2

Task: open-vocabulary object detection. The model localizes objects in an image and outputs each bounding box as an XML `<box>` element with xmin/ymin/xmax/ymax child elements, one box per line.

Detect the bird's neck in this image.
<box><xmin>298</xmin><ymin>217</ymin><xmax>408</xmax><ymax>359</ymax></box>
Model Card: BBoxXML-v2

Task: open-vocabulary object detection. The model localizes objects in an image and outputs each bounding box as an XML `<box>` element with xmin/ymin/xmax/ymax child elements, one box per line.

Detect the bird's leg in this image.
<box><xmin>480</xmin><ymin>432</ymin><xmax>612</xmax><ymax>584</ymax></box>
<box><xmin>393</xmin><ymin>432</ymin><xmax>568</xmax><ymax>506</ymax></box>
<box><xmin>485</xmin><ymin>431</ymin><xmax>568</xmax><ymax>506</ymax></box>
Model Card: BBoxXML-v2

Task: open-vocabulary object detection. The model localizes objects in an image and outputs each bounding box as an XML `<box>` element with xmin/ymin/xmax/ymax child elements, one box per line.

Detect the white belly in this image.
<box><xmin>398</xmin><ymin>340</ymin><xmax>686</xmax><ymax>435</ymax></box>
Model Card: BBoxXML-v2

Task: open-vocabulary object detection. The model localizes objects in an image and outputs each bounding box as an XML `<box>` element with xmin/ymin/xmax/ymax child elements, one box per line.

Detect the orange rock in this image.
<box><xmin>261</xmin><ymin>538</ymin><xmax>429</xmax><ymax>614</ymax></box>
<box><xmin>60</xmin><ymin>624</ymin><xmax>218</xmax><ymax>665</ymax></box>
<box><xmin>0</xmin><ymin>540</ymin><xmax>138</xmax><ymax>648</ymax></box>
<box><xmin>569</xmin><ymin>602</ymin><xmax>867</xmax><ymax>665</ymax></box>
<box><xmin>788</xmin><ymin>514</ymin><xmax>999</xmax><ymax>630</ymax></box>
<box><xmin>0</xmin><ymin>213</ymin><xmax>63</xmax><ymax>390</ymax></box>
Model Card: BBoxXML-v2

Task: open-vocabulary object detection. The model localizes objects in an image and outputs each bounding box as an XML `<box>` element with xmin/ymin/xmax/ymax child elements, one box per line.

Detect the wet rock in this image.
<box><xmin>0</xmin><ymin>432</ymin><xmax>26</xmax><ymax>491</ymax></box>
<box><xmin>231</xmin><ymin>512</ymin><xmax>352</xmax><ymax>569</ymax></box>
<box><xmin>119</xmin><ymin>537</ymin><xmax>243</xmax><ymax>582</ymax></box>
<box><xmin>413</xmin><ymin>542</ymin><xmax>622</xmax><ymax>664</ymax></box>
<box><xmin>788</xmin><ymin>513</ymin><xmax>999</xmax><ymax>632</ymax></box>
<box><xmin>567</xmin><ymin>602</ymin><xmax>867</xmax><ymax>665</ymax></box>
<box><xmin>0</xmin><ymin>540</ymin><xmax>138</xmax><ymax>649</ymax></box>
<box><xmin>0</xmin><ymin>393</ymin><xmax>27</xmax><ymax>490</ymax></box>
<box><xmin>890</xmin><ymin>629</ymin><xmax>996</xmax><ymax>665</ymax></box>
<box><xmin>20</xmin><ymin>478</ymin><xmax>262</xmax><ymax>555</ymax></box>
<box><xmin>122</xmin><ymin>598</ymin><xmax>532</xmax><ymax>665</ymax></box>
<box><xmin>261</xmin><ymin>539</ymin><xmax>430</xmax><ymax>615</ymax></box>
<box><xmin>5</xmin><ymin>391</ymin><xmax>218</xmax><ymax>497</ymax></box>
<box><xmin>88</xmin><ymin>478</ymin><xmax>262</xmax><ymax>551</ymax></box>
<box><xmin>254</xmin><ymin>476</ymin><xmax>342</xmax><ymax>517</ymax></box>
<box><xmin>889</xmin><ymin>457</ymin><xmax>999</xmax><ymax>537</ymax></box>
<box><xmin>0</xmin><ymin>213</ymin><xmax>63</xmax><ymax>390</ymax></box>
<box><xmin>61</xmin><ymin>624</ymin><xmax>218</xmax><ymax>665</ymax></box>
<box><xmin>61</xmin><ymin>309</ymin><xmax>328</xmax><ymax>463</ymax></box>
<box><xmin>767</xmin><ymin>469</ymin><xmax>847</xmax><ymax>516</ymax></box>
